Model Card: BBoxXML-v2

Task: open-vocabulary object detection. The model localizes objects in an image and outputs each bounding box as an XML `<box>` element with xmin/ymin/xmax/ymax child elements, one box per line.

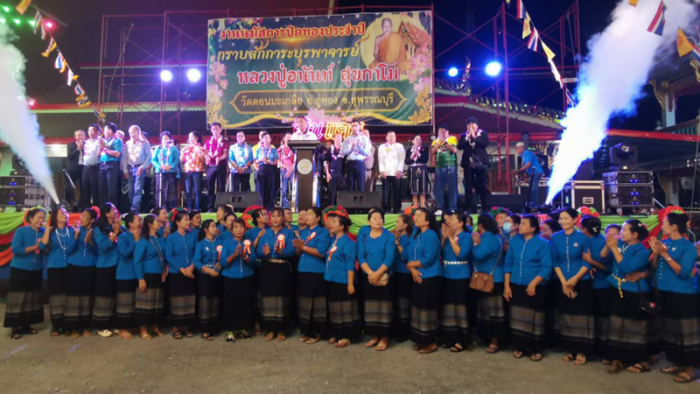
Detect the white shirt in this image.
<box><xmin>378</xmin><ymin>143</ymin><xmax>406</xmax><ymax>176</ymax></box>
<box><xmin>290</xmin><ymin>131</ymin><xmax>319</xmax><ymax>141</ymax></box>
<box><xmin>83</xmin><ymin>138</ymin><xmax>102</xmax><ymax>166</ymax></box>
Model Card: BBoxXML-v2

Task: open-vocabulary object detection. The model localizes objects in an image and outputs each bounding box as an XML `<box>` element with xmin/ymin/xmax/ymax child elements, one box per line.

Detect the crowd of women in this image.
<box><xmin>4</xmin><ymin>204</ymin><xmax>699</xmax><ymax>383</ymax></box>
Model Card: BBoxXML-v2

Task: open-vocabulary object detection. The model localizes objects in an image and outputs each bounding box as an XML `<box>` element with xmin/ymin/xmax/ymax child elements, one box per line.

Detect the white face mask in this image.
<box><xmin>503</xmin><ymin>222</ymin><xmax>512</xmax><ymax>233</ymax></box>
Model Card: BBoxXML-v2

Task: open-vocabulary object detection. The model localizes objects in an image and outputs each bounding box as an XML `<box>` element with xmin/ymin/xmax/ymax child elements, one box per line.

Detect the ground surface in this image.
<box><xmin>0</xmin><ymin>304</ymin><xmax>698</xmax><ymax>394</ymax></box>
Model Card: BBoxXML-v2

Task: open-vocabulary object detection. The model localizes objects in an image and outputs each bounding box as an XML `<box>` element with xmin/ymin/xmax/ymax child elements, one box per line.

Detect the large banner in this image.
<box><xmin>207</xmin><ymin>12</ymin><xmax>433</xmax><ymax>131</ymax></box>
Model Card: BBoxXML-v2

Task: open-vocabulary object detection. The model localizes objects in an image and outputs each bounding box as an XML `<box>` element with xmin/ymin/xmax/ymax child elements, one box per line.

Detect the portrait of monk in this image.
<box><xmin>369</xmin><ymin>18</ymin><xmax>412</xmax><ymax>72</ymax></box>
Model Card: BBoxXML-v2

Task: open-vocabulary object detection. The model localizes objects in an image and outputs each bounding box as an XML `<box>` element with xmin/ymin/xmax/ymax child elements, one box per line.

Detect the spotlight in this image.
<box><xmin>186</xmin><ymin>68</ymin><xmax>201</xmax><ymax>83</ymax></box>
<box><xmin>12</xmin><ymin>18</ymin><xmax>20</xmax><ymax>26</ymax></box>
<box><xmin>521</xmin><ymin>132</ymin><xmax>530</xmax><ymax>142</ymax></box>
<box><xmin>485</xmin><ymin>61</ymin><xmax>502</xmax><ymax>77</ymax></box>
<box><xmin>610</xmin><ymin>142</ymin><xmax>638</xmax><ymax>169</ymax></box>
<box><xmin>448</xmin><ymin>67</ymin><xmax>459</xmax><ymax>77</ymax></box>
<box><xmin>2</xmin><ymin>6</ymin><xmax>9</xmax><ymax>13</ymax></box>
<box><xmin>28</xmin><ymin>20</ymin><xmax>35</xmax><ymax>26</ymax></box>
<box><xmin>0</xmin><ymin>18</ymin><xmax>5</xmax><ymax>24</ymax></box>
<box><xmin>27</xmin><ymin>98</ymin><xmax>36</xmax><ymax>107</ymax></box>
<box><xmin>160</xmin><ymin>70</ymin><xmax>173</xmax><ymax>82</ymax></box>
<box><xmin>44</xmin><ymin>20</ymin><xmax>54</xmax><ymax>30</ymax></box>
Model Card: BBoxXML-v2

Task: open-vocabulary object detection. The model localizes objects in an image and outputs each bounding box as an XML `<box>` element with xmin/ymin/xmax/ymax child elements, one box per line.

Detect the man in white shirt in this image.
<box><xmin>290</xmin><ymin>116</ymin><xmax>319</xmax><ymax>141</ymax></box>
<box><xmin>378</xmin><ymin>131</ymin><xmax>405</xmax><ymax>213</ymax></box>
<box><xmin>81</xmin><ymin>124</ymin><xmax>102</xmax><ymax>208</ymax></box>
<box><xmin>340</xmin><ymin>121</ymin><xmax>372</xmax><ymax>191</ymax></box>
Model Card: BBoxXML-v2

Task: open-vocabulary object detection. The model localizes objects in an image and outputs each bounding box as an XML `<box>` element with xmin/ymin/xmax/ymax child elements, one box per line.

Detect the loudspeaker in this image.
<box><xmin>337</xmin><ymin>191</ymin><xmax>382</xmax><ymax>213</ymax></box>
<box><xmin>488</xmin><ymin>194</ymin><xmax>525</xmax><ymax>213</ymax></box>
<box><xmin>214</xmin><ymin>192</ymin><xmax>258</xmax><ymax>211</ymax></box>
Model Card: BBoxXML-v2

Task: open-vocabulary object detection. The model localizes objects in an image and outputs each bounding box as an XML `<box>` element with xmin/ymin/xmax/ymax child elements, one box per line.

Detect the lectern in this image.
<box><xmin>289</xmin><ymin>140</ymin><xmax>320</xmax><ymax>211</ymax></box>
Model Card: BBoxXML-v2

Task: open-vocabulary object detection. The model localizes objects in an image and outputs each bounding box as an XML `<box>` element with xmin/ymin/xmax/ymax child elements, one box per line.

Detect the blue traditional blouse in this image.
<box><xmin>298</xmin><ymin>225</ymin><xmax>331</xmax><ymax>274</ymax></box>
<box><xmin>94</xmin><ymin>227</ymin><xmax>119</xmax><ymax>268</ymax></box>
<box><xmin>193</xmin><ymin>237</ymin><xmax>224</xmax><ymax>273</ymax></box>
<box><xmin>255</xmin><ymin>227</ymin><xmax>295</xmax><ymax>260</ymax></box>
<box><xmin>585</xmin><ymin>234</ymin><xmax>612</xmax><ymax>289</ymax></box>
<box><xmin>504</xmin><ymin>234</ymin><xmax>552</xmax><ymax>286</ymax></box>
<box><xmin>393</xmin><ymin>234</ymin><xmax>412</xmax><ymax>274</ymax></box>
<box><xmin>220</xmin><ymin>238</ymin><xmax>256</xmax><ymax>279</ymax></box>
<box><xmin>550</xmin><ymin>230</ymin><xmax>591</xmax><ymax>281</ymax></box>
<box><xmin>324</xmin><ymin>234</ymin><xmax>356</xmax><ymax>284</ymax></box>
<box><xmin>401</xmin><ymin>228</ymin><xmax>441</xmax><ymax>279</ymax></box>
<box><xmin>357</xmin><ymin>228</ymin><xmax>395</xmax><ymax>273</ymax></box>
<box><xmin>117</xmin><ymin>232</ymin><xmax>138</xmax><ymax>280</ymax></box>
<box><xmin>68</xmin><ymin>226</ymin><xmax>98</xmax><ymax>268</ymax></box>
<box><xmin>606</xmin><ymin>241</ymin><xmax>651</xmax><ymax>293</ymax></box>
<box><xmin>134</xmin><ymin>236</ymin><xmax>166</xmax><ymax>280</ymax></box>
<box><xmin>41</xmin><ymin>227</ymin><xmax>77</xmax><ymax>270</ymax></box>
<box><xmin>165</xmin><ymin>230</ymin><xmax>198</xmax><ymax>274</ymax></box>
<box><xmin>152</xmin><ymin>145</ymin><xmax>180</xmax><ymax>174</ymax></box>
<box><xmin>655</xmin><ymin>237</ymin><xmax>697</xmax><ymax>295</ymax></box>
<box><xmin>472</xmin><ymin>232</ymin><xmax>505</xmax><ymax>283</ymax></box>
<box><xmin>11</xmin><ymin>226</ymin><xmax>45</xmax><ymax>271</ymax></box>
<box><xmin>441</xmin><ymin>231</ymin><xmax>473</xmax><ymax>280</ymax></box>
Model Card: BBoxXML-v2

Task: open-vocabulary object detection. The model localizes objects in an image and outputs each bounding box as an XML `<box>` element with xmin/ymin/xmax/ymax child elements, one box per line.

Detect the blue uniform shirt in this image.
<box><xmin>521</xmin><ymin>150</ymin><xmax>543</xmax><ymax>175</ymax></box>
<box><xmin>551</xmin><ymin>230</ymin><xmax>591</xmax><ymax>281</ymax></box>
<box><xmin>472</xmin><ymin>232</ymin><xmax>505</xmax><ymax>283</ymax></box>
<box><xmin>656</xmin><ymin>237</ymin><xmax>696</xmax><ymax>294</ymax></box>
<box><xmin>393</xmin><ymin>234</ymin><xmax>412</xmax><ymax>274</ymax></box>
<box><xmin>357</xmin><ymin>228</ymin><xmax>395</xmax><ymax>273</ymax></box>
<box><xmin>504</xmin><ymin>234</ymin><xmax>552</xmax><ymax>286</ymax></box>
<box><xmin>134</xmin><ymin>236</ymin><xmax>166</xmax><ymax>280</ymax></box>
<box><xmin>298</xmin><ymin>225</ymin><xmax>331</xmax><ymax>274</ymax></box>
<box><xmin>324</xmin><ymin>234</ymin><xmax>356</xmax><ymax>284</ymax></box>
<box><xmin>606</xmin><ymin>241</ymin><xmax>651</xmax><ymax>293</ymax></box>
<box><xmin>442</xmin><ymin>231</ymin><xmax>473</xmax><ymax>280</ymax></box>
<box><xmin>166</xmin><ymin>230</ymin><xmax>198</xmax><ymax>273</ymax></box>
<box><xmin>220</xmin><ymin>238</ymin><xmax>257</xmax><ymax>279</ymax></box>
<box><xmin>68</xmin><ymin>226</ymin><xmax>98</xmax><ymax>267</ymax></box>
<box><xmin>117</xmin><ymin>232</ymin><xmax>138</xmax><ymax>280</ymax></box>
<box><xmin>401</xmin><ymin>228</ymin><xmax>441</xmax><ymax>279</ymax></box>
<box><xmin>152</xmin><ymin>145</ymin><xmax>180</xmax><ymax>174</ymax></box>
<box><xmin>193</xmin><ymin>238</ymin><xmax>224</xmax><ymax>273</ymax></box>
<box><xmin>95</xmin><ymin>227</ymin><xmax>120</xmax><ymax>268</ymax></box>
<box><xmin>42</xmin><ymin>227</ymin><xmax>77</xmax><ymax>270</ymax></box>
<box><xmin>11</xmin><ymin>226</ymin><xmax>45</xmax><ymax>271</ymax></box>
<box><xmin>586</xmin><ymin>234</ymin><xmax>612</xmax><ymax>289</ymax></box>
<box><xmin>255</xmin><ymin>227</ymin><xmax>296</xmax><ymax>259</ymax></box>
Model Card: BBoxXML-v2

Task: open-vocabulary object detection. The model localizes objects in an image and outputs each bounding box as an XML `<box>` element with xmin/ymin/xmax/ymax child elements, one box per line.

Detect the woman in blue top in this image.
<box><xmin>293</xmin><ymin>207</ymin><xmax>331</xmax><ymax>344</ymax></box>
<box><xmin>115</xmin><ymin>212</ymin><xmax>141</xmax><ymax>339</ymax></box>
<box><xmin>217</xmin><ymin>212</ymin><xmax>235</xmax><ymax>243</ymax></box>
<box><xmin>580</xmin><ymin>216</ymin><xmax>613</xmax><ymax>363</ymax></box>
<box><xmin>189</xmin><ymin>210</ymin><xmax>202</xmax><ymax>232</ymax></box>
<box><xmin>649</xmin><ymin>213</ymin><xmax>699</xmax><ymax>383</ymax></box>
<box><xmin>602</xmin><ymin>220</ymin><xmax>654</xmax><ymax>374</ymax></box>
<box><xmin>64</xmin><ymin>207</ymin><xmax>99</xmax><ymax>338</ymax></box>
<box><xmin>152</xmin><ymin>207</ymin><xmax>171</xmax><ymax>239</ymax></box>
<box><xmin>439</xmin><ymin>211</ymin><xmax>473</xmax><ymax>353</ymax></box>
<box><xmin>551</xmin><ymin>208</ymin><xmax>595</xmax><ymax>365</ymax></box>
<box><xmin>216</xmin><ymin>205</ymin><xmax>234</xmax><ymax>235</ymax></box>
<box><xmin>134</xmin><ymin>214</ymin><xmax>166</xmax><ymax>340</ymax></box>
<box><xmin>92</xmin><ymin>203</ymin><xmax>122</xmax><ymax>338</ymax></box>
<box><xmin>404</xmin><ymin>208</ymin><xmax>441</xmax><ymax>354</ymax></box>
<box><xmin>4</xmin><ymin>208</ymin><xmax>46</xmax><ymax>340</ymax></box>
<box><xmin>503</xmin><ymin>213</ymin><xmax>520</xmax><ymax>242</ymax></box>
<box><xmin>392</xmin><ymin>213</ymin><xmax>413</xmax><ymax>342</ymax></box>
<box><xmin>165</xmin><ymin>211</ymin><xmax>198</xmax><ymax>339</ymax></box>
<box><xmin>151</xmin><ymin>131</ymin><xmax>180</xmax><ymax>210</ymax></box>
<box><xmin>472</xmin><ymin>213</ymin><xmax>507</xmax><ymax>354</ymax></box>
<box><xmin>358</xmin><ymin>208</ymin><xmax>395</xmax><ymax>351</ymax></box>
<box><xmin>503</xmin><ymin>215</ymin><xmax>552</xmax><ymax>361</ymax></box>
<box><xmin>194</xmin><ymin>220</ymin><xmax>223</xmax><ymax>341</ymax></box>
<box><xmin>220</xmin><ymin>218</ymin><xmax>257</xmax><ymax>342</ymax></box>
<box><xmin>256</xmin><ymin>208</ymin><xmax>296</xmax><ymax>342</ymax></box>
<box><xmin>40</xmin><ymin>207</ymin><xmax>77</xmax><ymax>337</ymax></box>
<box><xmin>324</xmin><ymin>211</ymin><xmax>359</xmax><ymax>348</ymax></box>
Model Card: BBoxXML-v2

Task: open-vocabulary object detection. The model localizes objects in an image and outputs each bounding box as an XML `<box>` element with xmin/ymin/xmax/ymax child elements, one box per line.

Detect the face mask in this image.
<box><xmin>503</xmin><ymin>222</ymin><xmax>512</xmax><ymax>233</ymax></box>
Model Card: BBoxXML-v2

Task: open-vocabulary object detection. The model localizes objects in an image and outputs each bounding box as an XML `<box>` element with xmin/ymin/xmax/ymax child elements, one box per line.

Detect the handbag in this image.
<box><xmin>469</xmin><ymin>236</ymin><xmax>503</xmax><ymax>293</ymax></box>
<box><xmin>637</xmin><ymin>275</ymin><xmax>660</xmax><ymax>316</ymax></box>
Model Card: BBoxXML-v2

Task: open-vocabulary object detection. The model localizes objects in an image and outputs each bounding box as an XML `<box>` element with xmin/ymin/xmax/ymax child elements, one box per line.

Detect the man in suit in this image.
<box><xmin>458</xmin><ymin>117</ymin><xmax>490</xmax><ymax>213</ymax></box>
<box><xmin>66</xmin><ymin>130</ymin><xmax>85</xmax><ymax>209</ymax></box>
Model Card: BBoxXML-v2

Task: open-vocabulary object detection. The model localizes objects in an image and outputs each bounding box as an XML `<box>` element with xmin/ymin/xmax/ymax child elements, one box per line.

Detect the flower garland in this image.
<box><xmin>242</xmin><ymin>205</ymin><xmax>267</xmax><ymax>229</ymax></box>
<box><xmin>403</xmin><ymin>205</ymin><xmax>419</xmax><ymax>221</ymax></box>
<box><xmin>322</xmin><ymin>205</ymin><xmax>349</xmax><ymax>224</ymax></box>
<box><xmin>169</xmin><ymin>207</ymin><xmax>189</xmax><ymax>225</ymax></box>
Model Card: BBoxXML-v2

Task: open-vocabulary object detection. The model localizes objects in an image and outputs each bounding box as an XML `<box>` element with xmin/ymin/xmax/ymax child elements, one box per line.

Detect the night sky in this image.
<box><xmin>6</xmin><ymin>0</ymin><xmax>693</xmax><ymax>131</ymax></box>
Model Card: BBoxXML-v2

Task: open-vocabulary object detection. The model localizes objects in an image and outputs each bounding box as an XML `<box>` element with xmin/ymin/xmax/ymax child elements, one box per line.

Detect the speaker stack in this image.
<box><xmin>0</xmin><ymin>174</ymin><xmax>47</xmax><ymax>208</ymax></box>
<box><xmin>603</xmin><ymin>171</ymin><xmax>654</xmax><ymax>209</ymax></box>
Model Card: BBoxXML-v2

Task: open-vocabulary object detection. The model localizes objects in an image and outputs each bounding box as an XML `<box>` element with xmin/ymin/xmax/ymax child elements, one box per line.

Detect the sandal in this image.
<box><xmin>264</xmin><ymin>332</ymin><xmax>275</xmax><ymax>342</ymax></box>
<box><xmin>531</xmin><ymin>353</ymin><xmax>543</xmax><ymax>362</ymax></box>
<box><xmin>512</xmin><ymin>350</ymin><xmax>524</xmax><ymax>359</ymax></box>
<box><xmin>82</xmin><ymin>330</ymin><xmax>92</xmax><ymax>337</ymax></box>
<box><xmin>184</xmin><ymin>330</ymin><xmax>194</xmax><ymax>338</ymax></box>
<box><xmin>50</xmin><ymin>328</ymin><xmax>60</xmax><ymax>337</ymax></box>
<box><xmin>364</xmin><ymin>338</ymin><xmax>380</xmax><ymax>348</ymax></box>
<box><xmin>626</xmin><ymin>363</ymin><xmax>651</xmax><ymax>374</ymax></box>
<box><xmin>201</xmin><ymin>333</ymin><xmax>214</xmax><ymax>342</ymax></box>
<box><xmin>152</xmin><ymin>328</ymin><xmax>164</xmax><ymax>337</ymax></box>
<box><xmin>305</xmin><ymin>335</ymin><xmax>321</xmax><ymax>345</ymax></box>
<box><xmin>419</xmin><ymin>344</ymin><xmax>438</xmax><ymax>354</ymax></box>
<box><xmin>607</xmin><ymin>361</ymin><xmax>623</xmax><ymax>374</ymax></box>
<box><xmin>71</xmin><ymin>330</ymin><xmax>80</xmax><ymax>339</ymax></box>
<box><xmin>225</xmin><ymin>332</ymin><xmax>236</xmax><ymax>343</ymax></box>
<box><xmin>661</xmin><ymin>365</ymin><xmax>680</xmax><ymax>375</ymax></box>
<box><xmin>140</xmin><ymin>330</ymin><xmax>152</xmax><ymax>341</ymax></box>
<box><xmin>485</xmin><ymin>343</ymin><xmax>499</xmax><ymax>354</ymax></box>
<box><xmin>573</xmin><ymin>354</ymin><xmax>587</xmax><ymax>366</ymax></box>
<box><xmin>673</xmin><ymin>371</ymin><xmax>696</xmax><ymax>384</ymax></box>
<box><xmin>335</xmin><ymin>338</ymin><xmax>351</xmax><ymax>348</ymax></box>
<box><xmin>328</xmin><ymin>337</ymin><xmax>337</xmax><ymax>345</ymax></box>
<box><xmin>450</xmin><ymin>343</ymin><xmax>465</xmax><ymax>353</ymax></box>
<box><xmin>25</xmin><ymin>326</ymin><xmax>38</xmax><ymax>335</ymax></box>
<box><xmin>238</xmin><ymin>331</ymin><xmax>252</xmax><ymax>340</ymax></box>
<box><xmin>11</xmin><ymin>329</ymin><xmax>21</xmax><ymax>340</ymax></box>
<box><xmin>562</xmin><ymin>353</ymin><xmax>574</xmax><ymax>362</ymax></box>
<box><xmin>172</xmin><ymin>331</ymin><xmax>183</xmax><ymax>340</ymax></box>
<box><xmin>276</xmin><ymin>332</ymin><xmax>287</xmax><ymax>342</ymax></box>
<box><xmin>118</xmin><ymin>330</ymin><xmax>133</xmax><ymax>339</ymax></box>
<box><xmin>375</xmin><ymin>340</ymin><xmax>388</xmax><ymax>352</ymax></box>
<box><xmin>299</xmin><ymin>336</ymin><xmax>310</xmax><ymax>343</ymax></box>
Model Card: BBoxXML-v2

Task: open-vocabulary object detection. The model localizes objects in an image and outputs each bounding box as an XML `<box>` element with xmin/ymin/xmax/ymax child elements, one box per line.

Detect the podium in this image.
<box><xmin>289</xmin><ymin>140</ymin><xmax>320</xmax><ymax>211</ymax></box>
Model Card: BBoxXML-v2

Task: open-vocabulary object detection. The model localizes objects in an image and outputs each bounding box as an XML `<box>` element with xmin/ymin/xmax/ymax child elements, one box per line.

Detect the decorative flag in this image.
<box><xmin>565</xmin><ymin>89</ymin><xmax>577</xmax><ymax>106</ymax></box>
<box><xmin>66</xmin><ymin>68</ymin><xmax>77</xmax><ymax>86</ymax></box>
<box><xmin>74</xmin><ymin>84</ymin><xmax>85</xmax><ymax>97</ymax></box>
<box><xmin>527</xmin><ymin>28</ymin><xmax>540</xmax><ymax>51</ymax></box>
<box><xmin>77</xmin><ymin>97</ymin><xmax>91</xmax><ymax>107</ymax></box>
<box><xmin>629</xmin><ymin>0</ymin><xmax>639</xmax><ymax>6</ymax></box>
<box><xmin>647</xmin><ymin>1</ymin><xmax>667</xmax><ymax>36</ymax></box>
<box><xmin>516</xmin><ymin>0</ymin><xmax>527</xmax><ymax>19</ymax></box>
<box><xmin>541</xmin><ymin>40</ymin><xmax>556</xmax><ymax>61</ymax></box>
<box><xmin>15</xmin><ymin>0</ymin><xmax>33</xmax><ymax>15</ymax></box>
<box><xmin>40</xmin><ymin>23</ymin><xmax>47</xmax><ymax>40</ymax></box>
<box><xmin>677</xmin><ymin>28</ymin><xmax>695</xmax><ymax>57</ymax></box>
<box><xmin>41</xmin><ymin>38</ymin><xmax>56</xmax><ymax>57</ymax></box>
<box><xmin>92</xmin><ymin>106</ymin><xmax>105</xmax><ymax>122</ymax></box>
<box><xmin>32</xmin><ymin>11</ymin><xmax>41</xmax><ymax>34</ymax></box>
<box><xmin>549</xmin><ymin>60</ymin><xmax>563</xmax><ymax>88</ymax></box>
<box><xmin>54</xmin><ymin>53</ymin><xmax>67</xmax><ymax>73</ymax></box>
<box><xmin>522</xmin><ymin>13</ymin><xmax>532</xmax><ymax>39</ymax></box>
<box><xmin>691</xmin><ymin>44</ymin><xmax>700</xmax><ymax>63</ymax></box>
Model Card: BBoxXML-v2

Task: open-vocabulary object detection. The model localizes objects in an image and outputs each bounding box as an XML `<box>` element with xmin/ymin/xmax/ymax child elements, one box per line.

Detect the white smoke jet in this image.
<box><xmin>547</xmin><ymin>0</ymin><xmax>698</xmax><ymax>204</ymax></box>
<box><xmin>0</xmin><ymin>23</ymin><xmax>59</xmax><ymax>204</ymax></box>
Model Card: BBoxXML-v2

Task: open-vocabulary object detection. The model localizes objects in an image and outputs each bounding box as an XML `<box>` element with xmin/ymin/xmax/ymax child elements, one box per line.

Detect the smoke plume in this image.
<box><xmin>547</xmin><ymin>0</ymin><xmax>698</xmax><ymax>203</ymax></box>
<box><xmin>0</xmin><ymin>23</ymin><xmax>59</xmax><ymax>204</ymax></box>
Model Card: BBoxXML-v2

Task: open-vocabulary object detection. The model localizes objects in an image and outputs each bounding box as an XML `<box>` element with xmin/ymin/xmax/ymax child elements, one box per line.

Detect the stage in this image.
<box><xmin>0</xmin><ymin>212</ymin><xmax>660</xmax><ymax>281</ymax></box>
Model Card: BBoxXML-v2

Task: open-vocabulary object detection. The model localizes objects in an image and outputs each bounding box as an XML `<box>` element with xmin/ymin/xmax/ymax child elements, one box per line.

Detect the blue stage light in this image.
<box><xmin>160</xmin><ymin>70</ymin><xmax>173</xmax><ymax>82</ymax></box>
<box><xmin>448</xmin><ymin>67</ymin><xmax>459</xmax><ymax>77</ymax></box>
<box><xmin>485</xmin><ymin>61</ymin><xmax>502</xmax><ymax>77</ymax></box>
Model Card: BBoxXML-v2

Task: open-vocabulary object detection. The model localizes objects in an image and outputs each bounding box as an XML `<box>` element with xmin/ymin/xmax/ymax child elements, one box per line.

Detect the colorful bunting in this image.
<box><xmin>66</xmin><ymin>68</ymin><xmax>77</xmax><ymax>86</ymax></box>
<box><xmin>677</xmin><ymin>28</ymin><xmax>695</xmax><ymax>57</ymax></box>
<box><xmin>40</xmin><ymin>23</ymin><xmax>47</xmax><ymax>40</ymax></box>
<box><xmin>549</xmin><ymin>60</ymin><xmax>563</xmax><ymax>88</ymax></box>
<box><xmin>40</xmin><ymin>38</ymin><xmax>56</xmax><ymax>57</ymax></box>
<box><xmin>516</xmin><ymin>0</ymin><xmax>527</xmax><ymax>19</ymax></box>
<box><xmin>32</xmin><ymin>11</ymin><xmax>41</xmax><ymax>34</ymax></box>
<box><xmin>74</xmin><ymin>84</ymin><xmax>85</xmax><ymax>96</ymax></box>
<box><xmin>541</xmin><ymin>40</ymin><xmax>556</xmax><ymax>61</ymax></box>
<box><xmin>522</xmin><ymin>13</ymin><xmax>532</xmax><ymax>39</ymax></box>
<box><xmin>629</xmin><ymin>0</ymin><xmax>639</xmax><ymax>6</ymax></box>
<box><xmin>565</xmin><ymin>89</ymin><xmax>577</xmax><ymax>106</ymax></box>
<box><xmin>527</xmin><ymin>28</ymin><xmax>539</xmax><ymax>51</ymax></box>
<box><xmin>15</xmin><ymin>0</ymin><xmax>33</xmax><ymax>15</ymax></box>
<box><xmin>77</xmin><ymin>97</ymin><xmax>91</xmax><ymax>107</ymax></box>
<box><xmin>647</xmin><ymin>1</ymin><xmax>667</xmax><ymax>36</ymax></box>
<box><xmin>54</xmin><ymin>53</ymin><xmax>66</xmax><ymax>73</ymax></box>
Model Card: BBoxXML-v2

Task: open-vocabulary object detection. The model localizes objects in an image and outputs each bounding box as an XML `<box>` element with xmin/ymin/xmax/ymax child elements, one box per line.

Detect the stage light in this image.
<box><xmin>27</xmin><ymin>98</ymin><xmax>36</xmax><ymax>107</ymax></box>
<box><xmin>0</xmin><ymin>18</ymin><xmax>5</xmax><ymax>24</ymax></box>
<box><xmin>160</xmin><ymin>70</ymin><xmax>173</xmax><ymax>82</ymax></box>
<box><xmin>448</xmin><ymin>67</ymin><xmax>459</xmax><ymax>77</ymax></box>
<box><xmin>12</xmin><ymin>18</ymin><xmax>20</xmax><ymax>26</ymax></box>
<box><xmin>2</xmin><ymin>6</ymin><xmax>10</xmax><ymax>13</ymax></box>
<box><xmin>28</xmin><ymin>20</ymin><xmax>35</xmax><ymax>26</ymax></box>
<box><xmin>186</xmin><ymin>68</ymin><xmax>201</xmax><ymax>82</ymax></box>
<box><xmin>485</xmin><ymin>61</ymin><xmax>502</xmax><ymax>77</ymax></box>
<box><xmin>44</xmin><ymin>20</ymin><xmax>54</xmax><ymax>29</ymax></box>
